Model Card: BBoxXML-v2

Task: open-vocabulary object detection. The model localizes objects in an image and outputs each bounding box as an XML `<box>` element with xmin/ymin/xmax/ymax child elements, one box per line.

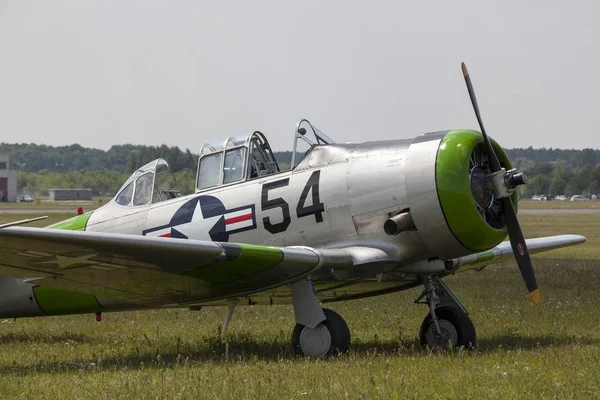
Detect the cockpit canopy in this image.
<box><xmin>114</xmin><ymin>158</ymin><xmax>180</xmax><ymax>207</ymax></box>
<box><xmin>196</xmin><ymin>131</ymin><xmax>280</xmax><ymax>191</ymax></box>
<box><xmin>291</xmin><ymin>119</ymin><xmax>336</xmax><ymax>168</ymax></box>
<box><xmin>112</xmin><ymin>120</ymin><xmax>336</xmax><ymax>204</ymax></box>
<box><xmin>195</xmin><ymin>120</ymin><xmax>336</xmax><ymax>191</ymax></box>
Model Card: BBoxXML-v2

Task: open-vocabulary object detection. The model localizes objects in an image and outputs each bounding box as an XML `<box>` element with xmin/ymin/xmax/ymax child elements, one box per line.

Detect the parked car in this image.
<box><xmin>554</xmin><ymin>195</ymin><xmax>568</xmax><ymax>201</ymax></box>
<box><xmin>19</xmin><ymin>194</ymin><xmax>34</xmax><ymax>203</ymax></box>
<box><xmin>570</xmin><ymin>195</ymin><xmax>588</xmax><ymax>201</ymax></box>
<box><xmin>531</xmin><ymin>195</ymin><xmax>547</xmax><ymax>201</ymax></box>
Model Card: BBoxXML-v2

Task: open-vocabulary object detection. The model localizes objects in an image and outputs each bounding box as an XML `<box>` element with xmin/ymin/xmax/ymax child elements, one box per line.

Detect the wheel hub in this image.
<box><xmin>425</xmin><ymin>319</ymin><xmax>458</xmax><ymax>350</ymax></box>
<box><xmin>299</xmin><ymin>323</ymin><xmax>332</xmax><ymax>358</ymax></box>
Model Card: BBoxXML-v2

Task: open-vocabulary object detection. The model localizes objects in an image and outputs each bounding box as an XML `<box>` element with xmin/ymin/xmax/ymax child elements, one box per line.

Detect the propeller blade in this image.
<box><xmin>502</xmin><ymin>197</ymin><xmax>540</xmax><ymax>304</ymax></box>
<box><xmin>461</xmin><ymin>62</ymin><xmax>502</xmax><ymax>172</ymax></box>
<box><xmin>461</xmin><ymin>62</ymin><xmax>540</xmax><ymax>304</ymax></box>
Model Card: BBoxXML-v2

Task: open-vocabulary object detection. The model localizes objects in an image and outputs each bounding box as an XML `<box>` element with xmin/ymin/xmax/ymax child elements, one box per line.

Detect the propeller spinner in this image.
<box><xmin>461</xmin><ymin>62</ymin><xmax>539</xmax><ymax>304</ymax></box>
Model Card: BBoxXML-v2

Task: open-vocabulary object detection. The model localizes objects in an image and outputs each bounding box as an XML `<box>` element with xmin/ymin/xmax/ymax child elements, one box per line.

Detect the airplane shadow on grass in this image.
<box><xmin>0</xmin><ymin>332</ymin><xmax>599</xmax><ymax>376</ymax></box>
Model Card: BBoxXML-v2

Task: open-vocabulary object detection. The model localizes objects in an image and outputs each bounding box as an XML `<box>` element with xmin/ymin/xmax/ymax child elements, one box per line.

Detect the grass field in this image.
<box><xmin>0</xmin><ymin>214</ymin><xmax>75</xmax><ymax>227</ymax></box>
<box><xmin>0</xmin><ymin>197</ymin><xmax>594</xmax><ymax>213</ymax></box>
<box><xmin>519</xmin><ymin>200</ymin><xmax>600</xmax><ymax>209</ymax></box>
<box><xmin>0</xmin><ymin>197</ymin><xmax>110</xmax><ymax>211</ymax></box>
<box><xmin>0</xmin><ymin>211</ymin><xmax>597</xmax><ymax>398</ymax></box>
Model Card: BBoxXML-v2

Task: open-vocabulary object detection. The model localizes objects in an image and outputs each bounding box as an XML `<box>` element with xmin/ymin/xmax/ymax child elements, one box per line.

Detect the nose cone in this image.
<box><xmin>435</xmin><ymin>129</ymin><xmax>517</xmax><ymax>252</ymax></box>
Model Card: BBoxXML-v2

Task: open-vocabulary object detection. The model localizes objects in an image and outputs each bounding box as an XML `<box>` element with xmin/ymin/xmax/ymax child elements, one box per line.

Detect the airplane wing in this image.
<box><xmin>0</xmin><ymin>227</ymin><xmax>391</xmax><ymax>305</ymax></box>
<box><xmin>0</xmin><ymin>227</ymin><xmax>584</xmax><ymax>306</ymax></box>
<box><xmin>450</xmin><ymin>234</ymin><xmax>586</xmax><ymax>273</ymax></box>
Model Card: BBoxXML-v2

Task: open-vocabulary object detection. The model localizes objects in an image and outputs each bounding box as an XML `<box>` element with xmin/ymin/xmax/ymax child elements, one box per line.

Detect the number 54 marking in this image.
<box><xmin>261</xmin><ymin>170</ymin><xmax>325</xmax><ymax>234</ymax></box>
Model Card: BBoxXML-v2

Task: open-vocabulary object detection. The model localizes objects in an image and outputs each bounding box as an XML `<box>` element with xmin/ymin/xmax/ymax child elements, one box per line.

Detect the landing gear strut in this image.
<box><xmin>290</xmin><ymin>278</ymin><xmax>351</xmax><ymax>358</ymax></box>
<box><xmin>415</xmin><ymin>275</ymin><xmax>476</xmax><ymax>350</ymax></box>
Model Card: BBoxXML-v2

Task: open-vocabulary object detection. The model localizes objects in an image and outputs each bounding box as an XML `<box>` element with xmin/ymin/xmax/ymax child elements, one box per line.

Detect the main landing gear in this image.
<box><xmin>415</xmin><ymin>275</ymin><xmax>476</xmax><ymax>350</ymax></box>
<box><xmin>289</xmin><ymin>275</ymin><xmax>474</xmax><ymax>357</ymax></box>
<box><xmin>292</xmin><ymin>308</ymin><xmax>351</xmax><ymax>358</ymax></box>
<box><xmin>290</xmin><ymin>279</ymin><xmax>351</xmax><ymax>358</ymax></box>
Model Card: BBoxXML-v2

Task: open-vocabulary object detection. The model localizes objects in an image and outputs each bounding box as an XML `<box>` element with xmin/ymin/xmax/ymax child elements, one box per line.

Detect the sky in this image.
<box><xmin>0</xmin><ymin>1</ymin><xmax>598</xmax><ymax>152</ymax></box>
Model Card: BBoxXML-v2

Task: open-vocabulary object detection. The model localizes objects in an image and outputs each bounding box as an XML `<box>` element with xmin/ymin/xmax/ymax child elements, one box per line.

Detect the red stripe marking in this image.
<box><xmin>160</xmin><ymin>232</ymin><xmax>171</xmax><ymax>238</ymax></box>
<box><xmin>225</xmin><ymin>214</ymin><xmax>252</xmax><ymax>224</ymax></box>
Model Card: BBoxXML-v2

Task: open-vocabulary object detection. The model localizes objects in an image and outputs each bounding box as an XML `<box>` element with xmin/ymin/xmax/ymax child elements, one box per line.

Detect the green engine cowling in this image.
<box><xmin>406</xmin><ymin>129</ymin><xmax>517</xmax><ymax>259</ymax></box>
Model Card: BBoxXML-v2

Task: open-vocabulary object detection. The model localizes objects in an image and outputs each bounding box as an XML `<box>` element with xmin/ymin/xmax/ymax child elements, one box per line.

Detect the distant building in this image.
<box><xmin>48</xmin><ymin>189</ymin><xmax>93</xmax><ymax>201</ymax></box>
<box><xmin>0</xmin><ymin>155</ymin><xmax>17</xmax><ymax>202</ymax></box>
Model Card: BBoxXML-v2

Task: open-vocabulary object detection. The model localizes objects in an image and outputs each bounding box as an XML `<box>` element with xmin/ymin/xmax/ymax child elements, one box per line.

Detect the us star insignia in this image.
<box><xmin>22</xmin><ymin>251</ymin><xmax>125</xmax><ymax>271</ymax></box>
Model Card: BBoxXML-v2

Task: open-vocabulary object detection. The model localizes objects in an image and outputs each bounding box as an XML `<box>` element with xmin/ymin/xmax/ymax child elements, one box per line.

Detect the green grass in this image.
<box><xmin>0</xmin><ymin>202</ymin><xmax>88</xmax><ymax>210</ymax></box>
<box><xmin>0</xmin><ymin>214</ymin><xmax>76</xmax><ymax>228</ymax></box>
<box><xmin>0</xmin><ymin>213</ymin><xmax>597</xmax><ymax>398</ymax></box>
<box><xmin>520</xmin><ymin>213</ymin><xmax>599</xmax><ymax>258</ymax></box>
<box><xmin>0</xmin><ymin>197</ymin><xmax>110</xmax><ymax>211</ymax></box>
<box><xmin>520</xmin><ymin>200</ymin><xmax>600</xmax><ymax>209</ymax></box>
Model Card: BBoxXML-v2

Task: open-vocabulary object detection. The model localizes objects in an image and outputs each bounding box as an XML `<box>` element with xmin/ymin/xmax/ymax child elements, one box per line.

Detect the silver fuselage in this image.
<box><xmin>0</xmin><ymin>132</ymin><xmax>482</xmax><ymax>318</ymax></box>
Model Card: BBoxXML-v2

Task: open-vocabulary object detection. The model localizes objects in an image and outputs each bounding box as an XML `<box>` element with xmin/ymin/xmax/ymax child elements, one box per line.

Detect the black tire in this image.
<box><xmin>419</xmin><ymin>306</ymin><xmax>476</xmax><ymax>350</ymax></box>
<box><xmin>292</xmin><ymin>308</ymin><xmax>351</xmax><ymax>357</ymax></box>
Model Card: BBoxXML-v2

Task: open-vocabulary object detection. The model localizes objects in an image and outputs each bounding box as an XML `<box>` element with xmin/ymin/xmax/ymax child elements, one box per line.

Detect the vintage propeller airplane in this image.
<box><xmin>0</xmin><ymin>64</ymin><xmax>586</xmax><ymax>357</ymax></box>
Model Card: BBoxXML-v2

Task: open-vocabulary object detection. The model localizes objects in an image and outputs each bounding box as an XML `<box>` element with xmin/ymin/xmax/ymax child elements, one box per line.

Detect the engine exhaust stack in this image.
<box><xmin>384</xmin><ymin>211</ymin><xmax>416</xmax><ymax>236</ymax></box>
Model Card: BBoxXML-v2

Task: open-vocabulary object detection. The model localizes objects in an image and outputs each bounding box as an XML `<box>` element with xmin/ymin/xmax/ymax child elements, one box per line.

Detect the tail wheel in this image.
<box><xmin>419</xmin><ymin>306</ymin><xmax>476</xmax><ymax>350</ymax></box>
<box><xmin>292</xmin><ymin>308</ymin><xmax>350</xmax><ymax>358</ymax></box>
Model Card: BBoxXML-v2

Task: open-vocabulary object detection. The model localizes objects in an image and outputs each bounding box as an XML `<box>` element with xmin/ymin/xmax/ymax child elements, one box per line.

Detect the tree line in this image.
<box><xmin>511</xmin><ymin>159</ymin><xmax>599</xmax><ymax>198</ymax></box>
<box><xmin>505</xmin><ymin>148</ymin><xmax>600</xmax><ymax>197</ymax></box>
<box><xmin>3</xmin><ymin>142</ymin><xmax>597</xmax><ymax>198</ymax></box>
<box><xmin>18</xmin><ymin>169</ymin><xmax>199</xmax><ymax>197</ymax></box>
<box><xmin>0</xmin><ymin>143</ymin><xmax>198</xmax><ymax>174</ymax></box>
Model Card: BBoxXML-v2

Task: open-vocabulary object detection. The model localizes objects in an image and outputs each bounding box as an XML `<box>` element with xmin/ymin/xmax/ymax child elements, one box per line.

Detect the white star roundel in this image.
<box><xmin>143</xmin><ymin>195</ymin><xmax>257</xmax><ymax>242</ymax></box>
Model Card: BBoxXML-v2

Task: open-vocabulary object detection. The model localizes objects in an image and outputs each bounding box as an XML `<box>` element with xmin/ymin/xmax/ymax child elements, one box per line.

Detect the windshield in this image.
<box><xmin>197</xmin><ymin>153</ymin><xmax>222</xmax><ymax>189</ymax></box>
<box><xmin>133</xmin><ymin>172</ymin><xmax>154</xmax><ymax>206</ymax></box>
<box><xmin>200</xmin><ymin>135</ymin><xmax>248</xmax><ymax>156</ymax></box>
<box><xmin>196</xmin><ymin>131</ymin><xmax>280</xmax><ymax>191</ymax></box>
<box><xmin>154</xmin><ymin>159</ymin><xmax>180</xmax><ymax>201</ymax></box>
<box><xmin>291</xmin><ymin>119</ymin><xmax>336</xmax><ymax>168</ymax></box>
<box><xmin>113</xmin><ymin>158</ymin><xmax>181</xmax><ymax>206</ymax></box>
<box><xmin>223</xmin><ymin>147</ymin><xmax>246</xmax><ymax>184</ymax></box>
